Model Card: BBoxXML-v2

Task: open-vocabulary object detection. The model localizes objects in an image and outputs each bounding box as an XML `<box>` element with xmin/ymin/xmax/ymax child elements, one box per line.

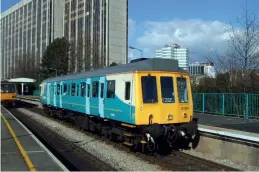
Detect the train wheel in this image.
<box><xmin>191</xmin><ymin>131</ymin><xmax>200</xmax><ymax>149</ymax></box>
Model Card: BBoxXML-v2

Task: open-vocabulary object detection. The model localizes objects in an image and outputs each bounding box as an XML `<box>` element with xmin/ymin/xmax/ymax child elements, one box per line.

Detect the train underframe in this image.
<box><xmin>42</xmin><ymin>104</ymin><xmax>200</xmax><ymax>154</ymax></box>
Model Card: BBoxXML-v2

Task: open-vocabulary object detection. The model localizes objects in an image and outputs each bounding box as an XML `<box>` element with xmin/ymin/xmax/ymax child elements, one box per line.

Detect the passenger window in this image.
<box><xmin>67</xmin><ymin>85</ymin><xmax>71</xmax><ymax>96</ymax></box>
<box><xmin>177</xmin><ymin>77</ymin><xmax>188</xmax><ymax>103</ymax></box>
<box><xmin>87</xmin><ymin>84</ymin><xmax>90</xmax><ymax>97</ymax></box>
<box><xmin>81</xmin><ymin>82</ymin><xmax>86</xmax><ymax>97</ymax></box>
<box><xmin>57</xmin><ymin>84</ymin><xmax>60</xmax><ymax>95</ymax></box>
<box><xmin>54</xmin><ymin>85</ymin><xmax>57</xmax><ymax>95</ymax></box>
<box><xmin>160</xmin><ymin>77</ymin><xmax>175</xmax><ymax>103</ymax></box>
<box><xmin>51</xmin><ymin>86</ymin><xmax>53</xmax><ymax>95</ymax></box>
<box><xmin>100</xmin><ymin>83</ymin><xmax>104</xmax><ymax>98</ymax></box>
<box><xmin>107</xmin><ymin>80</ymin><xmax>115</xmax><ymax>98</ymax></box>
<box><xmin>60</xmin><ymin>84</ymin><xmax>63</xmax><ymax>94</ymax></box>
<box><xmin>125</xmin><ymin>82</ymin><xmax>131</xmax><ymax>100</ymax></box>
<box><xmin>92</xmin><ymin>81</ymin><xmax>99</xmax><ymax>97</ymax></box>
<box><xmin>76</xmin><ymin>84</ymin><xmax>79</xmax><ymax>96</ymax></box>
<box><xmin>71</xmin><ymin>83</ymin><xmax>76</xmax><ymax>96</ymax></box>
<box><xmin>63</xmin><ymin>84</ymin><xmax>67</xmax><ymax>94</ymax></box>
<box><xmin>141</xmin><ymin>76</ymin><xmax>158</xmax><ymax>103</ymax></box>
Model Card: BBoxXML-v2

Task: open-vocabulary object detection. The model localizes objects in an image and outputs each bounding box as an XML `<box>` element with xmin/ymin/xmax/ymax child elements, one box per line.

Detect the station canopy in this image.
<box><xmin>7</xmin><ymin>78</ymin><xmax>36</xmax><ymax>83</ymax></box>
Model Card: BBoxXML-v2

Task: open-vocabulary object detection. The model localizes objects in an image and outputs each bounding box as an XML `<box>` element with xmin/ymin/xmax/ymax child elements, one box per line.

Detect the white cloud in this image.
<box><xmin>135</xmin><ymin>19</ymin><xmax>231</xmax><ymax>62</ymax></box>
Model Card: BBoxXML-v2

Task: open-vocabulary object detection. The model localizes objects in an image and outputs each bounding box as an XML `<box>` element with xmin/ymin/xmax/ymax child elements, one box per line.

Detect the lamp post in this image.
<box><xmin>129</xmin><ymin>46</ymin><xmax>143</xmax><ymax>58</ymax></box>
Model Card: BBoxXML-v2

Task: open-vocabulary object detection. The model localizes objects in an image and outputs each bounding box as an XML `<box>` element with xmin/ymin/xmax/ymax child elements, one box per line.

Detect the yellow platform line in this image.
<box><xmin>1</xmin><ymin>114</ymin><xmax>37</xmax><ymax>171</ymax></box>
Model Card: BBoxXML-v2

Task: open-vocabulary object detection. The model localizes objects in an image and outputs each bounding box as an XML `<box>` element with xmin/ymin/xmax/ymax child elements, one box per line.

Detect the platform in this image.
<box><xmin>1</xmin><ymin>106</ymin><xmax>68</xmax><ymax>171</ymax></box>
<box><xmin>195</xmin><ymin>113</ymin><xmax>259</xmax><ymax>134</ymax></box>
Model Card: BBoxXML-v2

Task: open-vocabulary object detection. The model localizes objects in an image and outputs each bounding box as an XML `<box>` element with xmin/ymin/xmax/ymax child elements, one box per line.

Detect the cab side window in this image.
<box><xmin>125</xmin><ymin>82</ymin><xmax>131</xmax><ymax>100</ymax></box>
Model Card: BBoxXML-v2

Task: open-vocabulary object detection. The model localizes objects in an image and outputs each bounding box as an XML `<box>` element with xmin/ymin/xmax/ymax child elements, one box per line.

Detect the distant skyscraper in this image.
<box><xmin>156</xmin><ymin>44</ymin><xmax>189</xmax><ymax>71</ymax></box>
<box><xmin>189</xmin><ymin>62</ymin><xmax>216</xmax><ymax>78</ymax></box>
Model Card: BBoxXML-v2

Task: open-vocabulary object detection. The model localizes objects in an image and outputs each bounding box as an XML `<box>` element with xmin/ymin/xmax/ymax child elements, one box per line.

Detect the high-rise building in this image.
<box><xmin>1</xmin><ymin>0</ymin><xmax>128</xmax><ymax>79</ymax></box>
<box><xmin>1</xmin><ymin>0</ymin><xmax>65</xmax><ymax>79</ymax></box>
<box><xmin>156</xmin><ymin>44</ymin><xmax>189</xmax><ymax>71</ymax></box>
<box><xmin>64</xmin><ymin>0</ymin><xmax>128</xmax><ymax>72</ymax></box>
<box><xmin>189</xmin><ymin>62</ymin><xmax>216</xmax><ymax>78</ymax></box>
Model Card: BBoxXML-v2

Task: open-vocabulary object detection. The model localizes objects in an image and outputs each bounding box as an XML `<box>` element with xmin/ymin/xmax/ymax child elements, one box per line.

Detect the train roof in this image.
<box><xmin>42</xmin><ymin>58</ymin><xmax>187</xmax><ymax>82</ymax></box>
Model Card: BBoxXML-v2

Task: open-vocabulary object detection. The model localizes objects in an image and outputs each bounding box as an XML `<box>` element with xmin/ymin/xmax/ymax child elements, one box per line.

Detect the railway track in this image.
<box><xmin>12</xmin><ymin>100</ymin><xmax>238</xmax><ymax>171</ymax></box>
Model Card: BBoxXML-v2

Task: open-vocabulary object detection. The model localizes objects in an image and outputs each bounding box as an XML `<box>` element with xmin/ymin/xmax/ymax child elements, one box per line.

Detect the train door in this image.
<box><xmin>49</xmin><ymin>84</ymin><xmax>54</xmax><ymax>106</ymax></box>
<box><xmin>123</xmin><ymin>74</ymin><xmax>134</xmax><ymax>121</ymax></box>
<box><xmin>86</xmin><ymin>78</ymin><xmax>91</xmax><ymax>114</ymax></box>
<box><xmin>54</xmin><ymin>82</ymin><xmax>57</xmax><ymax>107</ymax></box>
<box><xmin>99</xmin><ymin>77</ymin><xmax>105</xmax><ymax>118</ymax></box>
<box><xmin>47</xmin><ymin>83</ymin><xmax>51</xmax><ymax>105</ymax></box>
<box><xmin>59</xmin><ymin>81</ymin><xmax>63</xmax><ymax>108</ymax></box>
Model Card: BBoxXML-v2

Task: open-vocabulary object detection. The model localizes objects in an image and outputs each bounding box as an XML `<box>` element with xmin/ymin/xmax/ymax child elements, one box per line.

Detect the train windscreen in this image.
<box><xmin>160</xmin><ymin>76</ymin><xmax>175</xmax><ymax>103</ymax></box>
<box><xmin>177</xmin><ymin>77</ymin><xmax>188</xmax><ymax>103</ymax></box>
<box><xmin>141</xmin><ymin>76</ymin><xmax>158</xmax><ymax>103</ymax></box>
<box><xmin>1</xmin><ymin>84</ymin><xmax>16</xmax><ymax>93</ymax></box>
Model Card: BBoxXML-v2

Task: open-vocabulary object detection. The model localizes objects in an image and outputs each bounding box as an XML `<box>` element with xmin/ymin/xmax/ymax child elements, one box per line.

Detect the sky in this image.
<box><xmin>1</xmin><ymin>0</ymin><xmax>259</xmax><ymax>62</ymax></box>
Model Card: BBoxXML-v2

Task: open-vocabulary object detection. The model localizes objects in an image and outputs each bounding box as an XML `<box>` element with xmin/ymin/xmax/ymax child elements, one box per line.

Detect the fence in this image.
<box><xmin>193</xmin><ymin>93</ymin><xmax>259</xmax><ymax>119</ymax></box>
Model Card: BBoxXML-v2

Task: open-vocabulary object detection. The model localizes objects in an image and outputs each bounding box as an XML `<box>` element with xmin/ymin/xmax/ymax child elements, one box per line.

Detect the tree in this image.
<box><xmin>110</xmin><ymin>62</ymin><xmax>118</xmax><ymax>66</ymax></box>
<box><xmin>206</xmin><ymin>5</ymin><xmax>259</xmax><ymax>93</ymax></box>
<box><xmin>41</xmin><ymin>37</ymin><xmax>70</xmax><ymax>77</ymax></box>
<box><xmin>12</xmin><ymin>54</ymin><xmax>38</xmax><ymax>79</ymax></box>
<box><xmin>227</xmin><ymin>5</ymin><xmax>259</xmax><ymax>92</ymax></box>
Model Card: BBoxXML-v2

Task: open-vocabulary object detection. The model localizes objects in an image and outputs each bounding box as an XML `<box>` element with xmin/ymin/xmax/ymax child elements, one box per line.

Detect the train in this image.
<box><xmin>39</xmin><ymin>58</ymin><xmax>200</xmax><ymax>154</ymax></box>
<box><xmin>1</xmin><ymin>81</ymin><xmax>17</xmax><ymax>107</ymax></box>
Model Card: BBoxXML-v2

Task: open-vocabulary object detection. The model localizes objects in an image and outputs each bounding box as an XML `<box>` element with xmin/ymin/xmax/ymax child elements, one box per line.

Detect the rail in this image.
<box><xmin>16</xmin><ymin>96</ymin><xmax>259</xmax><ymax>146</ymax></box>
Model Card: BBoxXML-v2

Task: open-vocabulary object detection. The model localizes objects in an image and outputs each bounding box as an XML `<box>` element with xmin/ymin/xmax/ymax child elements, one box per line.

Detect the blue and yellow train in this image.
<box><xmin>40</xmin><ymin>58</ymin><xmax>199</xmax><ymax>153</ymax></box>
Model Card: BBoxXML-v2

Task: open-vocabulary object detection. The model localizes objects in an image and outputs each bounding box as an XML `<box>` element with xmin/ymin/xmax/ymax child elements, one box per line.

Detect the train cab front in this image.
<box><xmin>136</xmin><ymin>72</ymin><xmax>200</xmax><ymax>152</ymax></box>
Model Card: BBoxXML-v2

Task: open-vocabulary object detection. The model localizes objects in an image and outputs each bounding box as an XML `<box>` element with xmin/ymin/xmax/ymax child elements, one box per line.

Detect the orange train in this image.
<box><xmin>0</xmin><ymin>81</ymin><xmax>17</xmax><ymax>106</ymax></box>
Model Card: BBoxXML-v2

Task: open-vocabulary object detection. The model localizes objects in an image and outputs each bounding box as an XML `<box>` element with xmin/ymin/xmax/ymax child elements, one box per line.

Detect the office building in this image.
<box><xmin>1</xmin><ymin>0</ymin><xmax>128</xmax><ymax>79</ymax></box>
<box><xmin>156</xmin><ymin>44</ymin><xmax>189</xmax><ymax>71</ymax></box>
<box><xmin>1</xmin><ymin>0</ymin><xmax>64</xmax><ymax>79</ymax></box>
<box><xmin>189</xmin><ymin>62</ymin><xmax>216</xmax><ymax>78</ymax></box>
<box><xmin>64</xmin><ymin>0</ymin><xmax>128</xmax><ymax>72</ymax></box>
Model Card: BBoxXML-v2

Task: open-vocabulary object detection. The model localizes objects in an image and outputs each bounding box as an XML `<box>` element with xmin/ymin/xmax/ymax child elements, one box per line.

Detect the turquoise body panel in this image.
<box><xmin>40</xmin><ymin>76</ymin><xmax>136</xmax><ymax>125</ymax></box>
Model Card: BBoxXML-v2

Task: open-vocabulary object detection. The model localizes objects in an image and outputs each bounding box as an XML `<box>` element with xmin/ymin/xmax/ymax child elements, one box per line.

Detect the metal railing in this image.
<box><xmin>193</xmin><ymin>93</ymin><xmax>259</xmax><ymax>119</ymax></box>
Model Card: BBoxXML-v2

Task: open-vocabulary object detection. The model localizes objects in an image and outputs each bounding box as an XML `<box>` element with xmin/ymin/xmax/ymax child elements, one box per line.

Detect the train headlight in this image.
<box><xmin>168</xmin><ymin>114</ymin><xmax>173</xmax><ymax>120</ymax></box>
